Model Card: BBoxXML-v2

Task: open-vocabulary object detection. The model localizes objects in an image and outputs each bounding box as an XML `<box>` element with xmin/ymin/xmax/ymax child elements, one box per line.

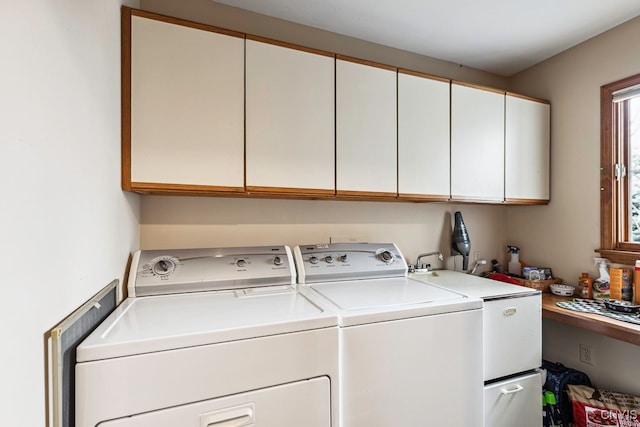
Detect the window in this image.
<box><xmin>599</xmin><ymin>73</ymin><xmax>640</xmax><ymax>265</ymax></box>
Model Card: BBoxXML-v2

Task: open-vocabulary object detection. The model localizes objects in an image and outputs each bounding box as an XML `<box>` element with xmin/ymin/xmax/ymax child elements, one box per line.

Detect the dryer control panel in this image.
<box><xmin>294</xmin><ymin>243</ymin><xmax>408</xmax><ymax>284</ymax></box>
<box><xmin>129</xmin><ymin>246</ymin><xmax>296</xmax><ymax>297</ymax></box>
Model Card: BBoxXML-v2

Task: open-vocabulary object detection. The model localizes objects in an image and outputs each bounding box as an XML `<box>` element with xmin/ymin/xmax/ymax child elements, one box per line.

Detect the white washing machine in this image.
<box><xmin>75</xmin><ymin>246</ymin><xmax>339</xmax><ymax>427</ymax></box>
<box><xmin>294</xmin><ymin>243</ymin><xmax>484</xmax><ymax>427</ymax></box>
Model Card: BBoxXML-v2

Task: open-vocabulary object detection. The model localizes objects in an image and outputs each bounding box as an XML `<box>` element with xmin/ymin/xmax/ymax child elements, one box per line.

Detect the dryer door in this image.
<box><xmin>100</xmin><ymin>376</ymin><xmax>330</xmax><ymax>427</ymax></box>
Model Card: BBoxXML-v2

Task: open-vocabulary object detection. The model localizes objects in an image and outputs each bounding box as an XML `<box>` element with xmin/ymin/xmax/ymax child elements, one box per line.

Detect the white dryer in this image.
<box><xmin>75</xmin><ymin>246</ymin><xmax>338</xmax><ymax>427</ymax></box>
<box><xmin>294</xmin><ymin>243</ymin><xmax>484</xmax><ymax>427</ymax></box>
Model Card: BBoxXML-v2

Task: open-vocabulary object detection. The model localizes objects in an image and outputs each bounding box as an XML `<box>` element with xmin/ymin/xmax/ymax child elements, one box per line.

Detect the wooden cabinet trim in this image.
<box><xmin>336</xmin><ymin>55</ymin><xmax>398</xmax><ymax>72</ymax></box>
<box><xmin>121</xmin><ymin>7</ymin><xmax>132</xmax><ymax>191</ymax></box>
<box><xmin>397</xmin><ymin>194</ymin><xmax>450</xmax><ymax>202</ymax></box>
<box><xmin>336</xmin><ymin>190</ymin><xmax>399</xmax><ymax>200</ymax></box>
<box><xmin>128</xmin><ymin>7</ymin><xmax>245</xmax><ymax>39</ymax></box>
<box><xmin>504</xmin><ymin>198</ymin><xmax>549</xmax><ymax>205</ymax></box>
<box><xmin>398</xmin><ymin>69</ymin><xmax>449</xmax><ymax>83</ymax></box>
<box><xmin>130</xmin><ymin>182</ymin><xmax>245</xmax><ymax>195</ymax></box>
<box><xmin>506</xmin><ymin>91</ymin><xmax>550</xmax><ymax>105</ymax></box>
<box><xmin>246</xmin><ymin>35</ymin><xmax>335</xmax><ymax>58</ymax></box>
<box><xmin>452</xmin><ymin>80</ymin><xmax>506</xmax><ymax>95</ymax></box>
<box><xmin>246</xmin><ymin>186</ymin><xmax>335</xmax><ymax>197</ymax></box>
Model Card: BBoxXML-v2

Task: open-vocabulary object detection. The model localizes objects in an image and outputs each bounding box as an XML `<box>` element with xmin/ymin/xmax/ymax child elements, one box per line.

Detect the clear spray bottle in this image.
<box><xmin>507</xmin><ymin>245</ymin><xmax>521</xmax><ymax>276</ymax></box>
<box><xmin>592</xmin><ymin>257</ymin><xmax>611</xmax><ymax>300</ymax></box>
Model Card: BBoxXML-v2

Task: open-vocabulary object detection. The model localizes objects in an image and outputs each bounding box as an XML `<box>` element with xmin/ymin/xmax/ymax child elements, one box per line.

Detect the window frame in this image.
<box><xmin>599</xmin><ymin>73</ymin><xmax>640</xmax><ymax>265</ymax></box>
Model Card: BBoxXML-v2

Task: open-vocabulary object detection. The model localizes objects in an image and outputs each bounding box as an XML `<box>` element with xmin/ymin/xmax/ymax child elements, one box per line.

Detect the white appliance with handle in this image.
<box><xmin>410</xmin><ymin>270</ymin><xmax>542</xmax><ymax>427</ymax></box>
<box><xmin>75</xmin><ymin>246</ymin><xmax>339</xmax><ymax>427</ymax></box>
<box><xmin>294</xmin><ymin>243</ymin><xmax>484</xmax><ymax>427</ymax></box>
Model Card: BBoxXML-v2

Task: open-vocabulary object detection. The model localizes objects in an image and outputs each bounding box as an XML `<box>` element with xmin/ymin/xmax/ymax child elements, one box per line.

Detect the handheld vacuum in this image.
<box><xmin>451</xmin><ymin>211</ymin><xmax>471</xmax><ymax>271</ymax></box>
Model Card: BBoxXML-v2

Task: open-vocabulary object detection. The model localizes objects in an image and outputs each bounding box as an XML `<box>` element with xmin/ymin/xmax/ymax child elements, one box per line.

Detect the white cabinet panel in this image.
<box><xmin>336</xmin><ymin>59</ymin><xmax>397</xmax><ymax>195</ymax></box>
<box><xmin>341</xmin><ymin>310</ymin><xmax>483</xmax><ymax>426</ymax></box>
<box><xmin>130</xmin><ymin>16</ymin><xmax>244</xmax><ymax>188</ymax></box>
<box><xmin>101</xmin><ymin>377</ymin><xmax>330</xmax><ymax>427</ymax></box>
<box><xmin>484</xmin><ymin>372</ymin><xmax>542</xmax><ymax>427</ymax></box>
<box><xmin>483</xmin><ymin>295</ymin><xmax>541</xmax><ymax>381</ymax></box>
<box><xmin>505</xmin><ymin>95</ymin><xmax>550</xmax><ymax>202</ymax></box>
<box><xmin>398</xmin><ymin>72</ymin><xmax>450</xmax><ymax>199</ymax></box>
<box><xmin>246</xmin><ymin>40</ymin><xmax>335</xmax><ymax>193</ymax></box>
<box><xmin>451</xmin><ymin>83</ymin><xmax>505</xmax><ymax>202</ymax></box>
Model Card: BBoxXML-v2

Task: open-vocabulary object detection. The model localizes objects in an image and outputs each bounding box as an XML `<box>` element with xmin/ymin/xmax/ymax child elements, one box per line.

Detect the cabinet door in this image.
<box><xmin>451</xmin><ymin>83</ymin><xmax>505</xmax><ymax>202</ymax></box>
<box><xmin>246</xmin><ymin>39</ymin><xmax>335</xmax><ymax>195</ymax></box>
<box><xmin>336</xmin><ymin>58</ymin><xmax>397</xmax><ymax>196</ymax></box>
<box><xmin>484</xmin><ymin>372</ymin><xmax>542</xmax><ymax>427</ymax></box>
<box><xmin>341</xmin><ymin>309</ymin><xmax>483</xmax><ymax>426</ymax></box>
<box><xmin>398</xmin><ymin>71</ymin><xmax>450</xmax><ymax>200</ymax></box>
<box><xmin>127</xmin><ymin>13</ymin><xmax>244</xmax><ymax>191</ymax></box>
<box><xmin>505</xmin><ymin>94</ymin><xmax>550</xmax><ymax>203</ymax></box>
<box><xmin>483</xmin><ymin>295</ymin><xmax>541</xmax><ymax>382</ymax></box>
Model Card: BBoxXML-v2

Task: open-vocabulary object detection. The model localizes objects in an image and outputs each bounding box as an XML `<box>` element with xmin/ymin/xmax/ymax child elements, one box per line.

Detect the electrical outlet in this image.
<box><xmin>473</xmin><ymin>251</ymin><xmax>480</xmax><ymax>262</ymax></box>
<box><xmin>579</xmin><ymin>344</ymin><xmax>594</xmax><ymax>365</ymax></box>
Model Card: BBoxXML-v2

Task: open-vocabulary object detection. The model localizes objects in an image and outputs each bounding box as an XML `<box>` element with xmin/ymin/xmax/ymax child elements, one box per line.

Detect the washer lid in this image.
<box><xmin>76</xmin><ymin>286</ymin><xmax>337</xmax><ymax>362</ymax></box>
<box><xmin>307</xmin><ymin>277</ymin><xmax>481</xmax><ymax>326</ymax></box>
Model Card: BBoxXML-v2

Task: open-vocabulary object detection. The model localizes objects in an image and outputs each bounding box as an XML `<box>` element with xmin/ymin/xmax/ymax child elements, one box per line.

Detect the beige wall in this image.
<box><xmin>138</xmin><ymin>0</ymin><xmax>512</xmax><ymax>269</ymax></box>
<box><xmin>508</xmin><ymin>16</ymin><xmax>640</xmax><ymax>393</ymax></box>
<box><xmin>141</xmin><ymin>196</ymin><xmax>507</xmax><ymax>270</ymax></box>
<box><xmin>1</xmin><ymin>0</ymin><xmax>140</xmax><ymax>425</ymax></box>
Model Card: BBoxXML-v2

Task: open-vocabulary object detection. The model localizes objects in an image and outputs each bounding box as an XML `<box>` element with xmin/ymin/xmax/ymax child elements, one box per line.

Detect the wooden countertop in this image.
<box><xmin>542</xmin><ymin>293</ymin><xmax>640</xmax><ymax>346</ymax></box>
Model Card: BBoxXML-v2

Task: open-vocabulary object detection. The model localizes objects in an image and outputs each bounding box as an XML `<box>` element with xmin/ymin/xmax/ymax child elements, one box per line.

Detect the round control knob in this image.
<box><xmin>379</xmin><ymin>250</ymin><xmax>394</xmax><ymax>264</ymax></box>
<box><xmin>236</xmin><ymin>259</ymin><xmax>247</xmax><ymax>268</ymax></box>
<box><xmin>339</xmin><ymin>254</ymin><xmax>349</xmax><ymax>263</ymax></box>
<box><xmin>274</xmin><ymin>256</ymin><xmax>283</xmax><ymax>266</ymax></box>
<box><xmin>325</xmin><ymin>255</ymin><xmax>334</xmax><ymax>264</ymax></box>
<box><xmin>152</xmin><ymin>258</ymin><xmax>175</xmax><ymax>276</ymax></box>
<box><xmin>309</xmin><ymin>256</ymin><xmax>319</xmax><ymax>264</ymax></box>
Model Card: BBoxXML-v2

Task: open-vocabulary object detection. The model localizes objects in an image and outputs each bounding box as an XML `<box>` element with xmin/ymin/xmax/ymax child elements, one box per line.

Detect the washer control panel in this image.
<box><xmin>293</xmin><ymin>243</ymin><xmax>408</xmax><ymax>284</ymax></box>
<box><xmin>129</xmin><ymin>246</ymin><xmax>296</xmax><ymax>297</ymax></box>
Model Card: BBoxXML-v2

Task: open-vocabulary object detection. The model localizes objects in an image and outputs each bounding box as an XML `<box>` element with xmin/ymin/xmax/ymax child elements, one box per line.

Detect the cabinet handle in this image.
<box><xmin>500</xmin><ymin>384</ymin><xmax>524</xmax><ymax>395</ymax></box>
<box><xmin>200</xmin><ymin>404</ymin><xmax>254</xmax><ymax>427</ymax></box>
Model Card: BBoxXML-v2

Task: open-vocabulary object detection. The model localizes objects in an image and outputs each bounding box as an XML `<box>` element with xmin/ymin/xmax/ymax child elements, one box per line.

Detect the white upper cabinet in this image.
<box><xmin>451</xmin><ymin>83</ymin><xmax>505</xmax><ymax>202</ymax></box>
<box><xmin>128</xmin><ymin>14</ymin><xmax>245</xmax><ymax>191</ymax></box>
<box><xmin>123</xmin><ymin>8</ymin><xmax>550</xmax><ymax>204</ymax></box>
<box><xmin>246</xmin><ymin>39</ymin><xmax>335</xmax><ymax>195</ymax></box>
<box><xmin>505</xmin><ymin>94</ymin><xmax>550</xmax><ymax>203</ymax></box>
<box><xmin>336</xmin><ymin>58</ymin><xmax>398</xmax><ymax>196</ymax></box>
<box><xmin>397</xmin><ymin>71</ymin><xmax>451</xmax><ymax>200</ymax></box>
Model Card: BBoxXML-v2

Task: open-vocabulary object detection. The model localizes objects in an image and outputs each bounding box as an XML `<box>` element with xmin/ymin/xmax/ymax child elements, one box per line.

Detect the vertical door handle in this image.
<box><xmin>200</xmin><ymin>403</ymin><xmax>255</xmax><ymax>427</ymax></box>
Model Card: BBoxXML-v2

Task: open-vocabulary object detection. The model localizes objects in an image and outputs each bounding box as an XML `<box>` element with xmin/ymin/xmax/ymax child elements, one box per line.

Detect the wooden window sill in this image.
<box><xmin>542</xmin><ymin>293</ymin><xmax>640</xmax><ymax>346</ymax></box>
